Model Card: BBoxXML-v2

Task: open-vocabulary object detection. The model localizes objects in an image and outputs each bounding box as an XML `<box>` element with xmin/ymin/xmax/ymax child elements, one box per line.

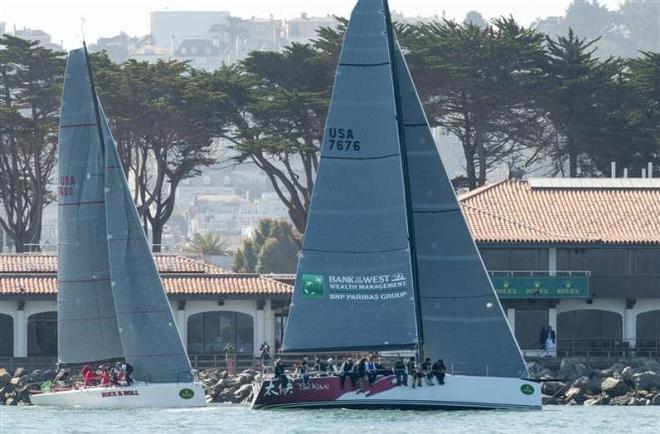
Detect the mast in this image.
<box><xmin>82</xmin><ymin>41</ymin><xmax>106</xmax><ymax>157</ymax></box>
<box><xmin>383</xmin><ymin>1</ymin><xmax>425</xmax><ymax>359</ymax></box>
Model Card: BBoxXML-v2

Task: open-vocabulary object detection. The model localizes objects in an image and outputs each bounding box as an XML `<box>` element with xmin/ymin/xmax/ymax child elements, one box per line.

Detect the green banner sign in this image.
<box><xmin>491</xmin><ymin>276</ymin><xmax>589</xmax><ymax>299</ymax></box>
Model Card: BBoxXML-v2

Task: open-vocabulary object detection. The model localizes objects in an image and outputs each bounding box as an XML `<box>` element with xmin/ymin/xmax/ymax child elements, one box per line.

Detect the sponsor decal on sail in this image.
<box><xmin>301</xmin><ymin>274</ymin><xmax>325</xmax><ymax>298</ymax></box>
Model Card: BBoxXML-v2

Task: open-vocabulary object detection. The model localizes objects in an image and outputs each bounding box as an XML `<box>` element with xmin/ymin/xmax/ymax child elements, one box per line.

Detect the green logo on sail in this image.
<box><xmin>520</xmin><ymin>384</ymin><xmax>534</xmax><ymax>395</ymax></box>
<box><xmin>301</xmin><ymin>274</ymin><xmax>325</xmax><ymax>298</ymax></box>
<box><xmin>179</xmin><ymin>388</ymin><xmax>195</xmax><ymax>399</ymax></box>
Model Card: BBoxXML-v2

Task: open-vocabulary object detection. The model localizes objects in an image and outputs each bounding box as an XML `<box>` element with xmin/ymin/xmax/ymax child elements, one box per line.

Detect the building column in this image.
<box><xmin>264</xmin><ymin>300</ymin><xmax>275</xmax><ymax>350</ymax></box>
<box><xmin>548</xmin><ymin>248</ymin><xmax>557</xmax><ymax>276</ymax></box>
<box><xmin>175</xmin><ymin>300</ymin><xmax>186</xmax><ymax>344</ymax></box>
<box><xmin>623</xmin><ymin>300</ymin><xmax>636</xmax><ymax>348</ymax></box>
<box><xmin>254</xmin><ymin>300</ymin><xmax>265</xmax><ymax>354</ymax></box>
<box><xmin>14</xmin><ymin>301</ymin><xmax>27</xmax><ymax>357</ymax></box>
<box><xmin>548</xmin><ymin>307</ymin><xmax>558</xmax><ymax>332</ymax></box>
<box><xmin>506</xmin><ymin>308</ymin><xmax>516</xmax><ymax>334</ymax></box>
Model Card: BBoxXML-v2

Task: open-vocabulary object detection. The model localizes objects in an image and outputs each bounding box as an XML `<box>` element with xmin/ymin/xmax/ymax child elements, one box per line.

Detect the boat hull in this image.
<box><xmin>30</xmin><ymin>382</ymin><xmax>206</xmax><ymax>408</ymax></box>
<box><xmin>251</xmin><ymin>374</ymin><xmax>541</xmax><ymax>410</ymax></box>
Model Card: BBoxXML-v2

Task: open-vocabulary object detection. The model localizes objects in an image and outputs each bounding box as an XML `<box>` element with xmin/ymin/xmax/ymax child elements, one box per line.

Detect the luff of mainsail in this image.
<box><xmin>102</xmin><ymin>110</ymin><xmax>194</xmax><ymax>383</ymax></box>
<box><xmin>392</xmin><ymin>42</ymin><xmax>528</xmax><ymax>378</ymax></box>
<box><xmin>282</xmin><ymin>0</ymin><xmax>419</xmax><ymax>352</ymax></box>
<box><xmin>57</xmin><ymin>48</ymin><xmax>123</xmax><ymax>364</ymax></box>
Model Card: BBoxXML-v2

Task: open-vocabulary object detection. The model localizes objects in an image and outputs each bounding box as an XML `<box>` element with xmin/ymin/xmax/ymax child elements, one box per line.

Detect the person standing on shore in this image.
<box><xmin>224</xmin><ymin>343</ymin><xmax>236</xmax><ymax>376</ymax></box>
<box><xmin>545</xmin><ymin>325</ymin><xmax>556</xmax><ymax>357</ymax></box>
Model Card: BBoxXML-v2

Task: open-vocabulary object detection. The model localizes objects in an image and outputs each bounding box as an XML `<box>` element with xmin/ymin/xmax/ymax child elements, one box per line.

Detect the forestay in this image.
<box><xmin>282</xmin><ymin>0</ymin><xmax>419</xmax><ymax>352</ymax></box>
<box><xmin>392</xmin><ymin>40</ymin><xmax>528</xmax><ymax>378</ymax></box>
<box><xmin>57</xmin><ymin>49</ymin><xmax>123</xmax><ymax>365</ymax></box>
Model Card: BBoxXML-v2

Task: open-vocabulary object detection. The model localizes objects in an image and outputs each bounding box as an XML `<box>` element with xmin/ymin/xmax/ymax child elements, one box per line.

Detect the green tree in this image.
<box><xmin>91</xmin><ymin>55</ymin><xmax>216</xmax><ymax>250</ymax></box>
<box><xmin>0</xmin><ymin>36</ymin><xmax>64</xmax><ymax>252</ymax></box>
<box><xmin>233</xmin><ymin>219</ymin><xmax>299</xmax><ymax>274</ymax></box>
<box><xmin>181</xmin><ymin>232</ymin><xmax>230</xmax><ymax>256</ymax></box>
<box><xmin>541</xmin><ymin>29</ymin><xmax>622</xmax><ymax>176</ymax></box>
<box><xmin>404</xmin><ymin>18</ymin><xmax>548</xmax><ymax>188</ymax></box>
<box><xmin>215</xmin><ymin>43</ymin><xmax>333</xmax><ymax>233</ymax></box>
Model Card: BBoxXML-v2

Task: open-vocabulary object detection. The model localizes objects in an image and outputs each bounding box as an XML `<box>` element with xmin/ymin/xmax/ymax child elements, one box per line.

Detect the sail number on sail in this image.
<box><xmin>59</xmin><ymin>175</ymin><xmax>77</xmax><ymax>197</ymax></box>
<box><xmin>327</xmin><ymin>128</ymin><xmax>360</xmax><ymax>151</ymax></box>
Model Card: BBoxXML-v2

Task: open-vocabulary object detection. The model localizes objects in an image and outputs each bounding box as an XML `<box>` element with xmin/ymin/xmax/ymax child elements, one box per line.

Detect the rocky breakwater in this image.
<box><xmin>200</xmin><ymin>368</ymin><xmax>260</xmax><ymax>404</ymax></box>
<box><xmin>533</xmin><ymin>358</ymin><xmax>660</xmax><ymax>406</ymax></box>
<box><xmin>0</xmin><ymin>367</ymin><xmax>54</xmax><ymax>405</ymax></box>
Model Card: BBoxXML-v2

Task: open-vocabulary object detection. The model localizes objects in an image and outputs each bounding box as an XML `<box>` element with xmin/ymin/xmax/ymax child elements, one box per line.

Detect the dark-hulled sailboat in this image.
<box><xmin>251</xmin><ymin>0</ymin><xmax>541</xmax><ymax>410</ymax></box>
<box><xmin>31</xmin><ymin>47</ymin><xmax>205</xmax><ymax>408</ymax></box>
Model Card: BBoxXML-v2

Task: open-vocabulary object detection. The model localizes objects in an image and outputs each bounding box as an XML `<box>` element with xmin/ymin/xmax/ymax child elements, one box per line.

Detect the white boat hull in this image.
<box><xmin>30</xmin><ymin>382</ymin><xmax>206</xmax><ymax>408</ymax></box>
<box><xmin>251</xmin><ymin>374</ymin><xmax>541</xmax><ymax>410</ymax></box>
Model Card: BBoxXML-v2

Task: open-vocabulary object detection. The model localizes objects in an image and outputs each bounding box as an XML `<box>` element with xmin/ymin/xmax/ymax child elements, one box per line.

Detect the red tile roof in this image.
<box><xmin>0</xmin><ymin>254</ymin><xmax>291</xmax><ymax>296</ymax></box>
<box><xmin>0</xmin><ymin>254</ymin><xmax>223</xmax><ymax>274</ymax></box>
<box><xmin>460</xmin><ymin>180</ymin><xmax>660</xmax><ymax>244</ymax></box>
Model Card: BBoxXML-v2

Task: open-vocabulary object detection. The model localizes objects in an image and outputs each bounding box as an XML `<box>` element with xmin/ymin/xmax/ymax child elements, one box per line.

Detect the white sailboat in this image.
<box><xmin>252</xmin><ymin>0</ymin><xmax>541</xmax><ymax>410</ymax></box>
<box><xmin>31</xmin><ymin>46</ymin><xmax>205</xmax><ymax>408</ymax></box>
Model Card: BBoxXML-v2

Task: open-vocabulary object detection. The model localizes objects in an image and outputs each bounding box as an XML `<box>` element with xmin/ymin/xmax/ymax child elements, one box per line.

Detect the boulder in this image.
<box><xmin>242</xmin><ymin>369</ymin><xmax>258</xmax><ymax>376</ymax></box>
<box><xmin>43</xmin><ymin>369</ymin><xmax>56</xmax><ymax>382</ymax></box>
<box><xmin>564</xmin><ymin>387</ymin><xmax>586</xmax><ymax>403</ymax></box>
<box><xmin>632</xmin><ymin>371</ymin><xmax>660</xmax><ymax>391</ymax></box>
<box><xmin>5</xmin><ymin>397</ymin><xmax>15</xmax><ymax>406</ymax></box>
<box><xmin>609</xmin><ymin>395</ymin><xmax>630</xmax><ymax>406</ymax></box>
<box><xmin>651</xmin><ymin>394</ymin><xmax>660</xmax><ymax>406</ymax></box>
<box><xmin>571</xmin><ymin>376</ymin><xmax>596</xmax><ymax>395</ymax></box>
<box><xmin>233</xmin><ymin>383</ymin><xmax>252</xmax><ymax>403</ymax></box>
<box><xmin>628</xmin><ymin>397</ymin><xmax>647</xmax><ymax>406</ymax></box>
<box><xmin>609</xmin><ymin>363</ymin><xmax>625</xmax><ymax>376</ymax></box>
<box><xmin>12</xmin><ymin>367</ymin><xmax>25</xmax><ymax>378</ymax></box>
<box><xmin>601</xmin><ymin>377</ymin><xmax>629</xmax><ymax>397</ymax></box>
<box><xmin>218</xmin><ymin>386</ymin><xmax>236</xmax><ymax>402</ymax></box>
<box><xmin>584</xmin><ymin>395</ymin><xmax>610</xmax><ymax>406</ymax></box>
<box><xmin>574</xmin><ymin>363</ymin><xmax>590</xmax><ymax>378</ymax></box>
<box><xmin>214</xmin><ymin>378</ymin><xmax>233</xmax><ymax>389</ymax></box>
<box><xmin>237</xmin><ymin>373</ymin><xmax>253</xmax><ymax>385</ymax></box>
<box><xmin>29</xmin><ymin>370</ymin><xmax>45</xmax><ymax>383</ymax></box>
<box><xmin>621</xmin><ymin>366</ymin><xmax>635</xmax><ymax>385</ymax></box>
<box><xmin>542</xmin><ymin>381</ymin><xmax>567</xmax><ymax>396</ymax></box>
<box><xmin>0</xmin><ymin>369</ymin><xmax>11</xmax><ymax>388</ymax></box>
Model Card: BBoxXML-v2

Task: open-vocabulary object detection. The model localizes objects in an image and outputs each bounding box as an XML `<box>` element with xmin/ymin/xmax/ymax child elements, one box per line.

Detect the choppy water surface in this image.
<box><xmin>1</xmin><ymin>404</ymin><xmax>658</xmax><ymax>433</ymax></box>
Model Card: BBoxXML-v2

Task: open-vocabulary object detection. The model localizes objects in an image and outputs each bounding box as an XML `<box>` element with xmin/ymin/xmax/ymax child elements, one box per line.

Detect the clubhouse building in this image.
<box><xmin>0</xmin><ymin>178</ymin><xmax>659</xmax><ymax>366</ymax></box>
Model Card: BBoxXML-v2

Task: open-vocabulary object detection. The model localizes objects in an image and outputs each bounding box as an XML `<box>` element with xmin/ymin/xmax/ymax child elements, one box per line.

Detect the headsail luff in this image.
<box><xmin>392</xmin><ymin>41</ymin><xmax>528</xmax><ymax>378</ymax></box>
<box><xmin>102</xmin><ymin>111</ymin><xmax>194</xmax><ymax>383</ymax></box>
<box><xmin>57</xmin><ymin>48</ymin><xmax>123</xmax><ymax>365</ymax></box>
<box><xmin>282</xmin><ymin>0</ymin><xmax>419</xmax><ymax>352</ymax></box>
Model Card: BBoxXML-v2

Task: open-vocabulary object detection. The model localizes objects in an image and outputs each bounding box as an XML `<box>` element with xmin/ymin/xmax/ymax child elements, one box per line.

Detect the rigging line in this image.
<box><xmin>384</xmin><ymin>1</ymin><xmax>424</xmax><ymax>359</ymax></box>
<box><xmin>303</xmin><ymin>246</ymin><xmax>409</xmax><ymax>254</ymax></box>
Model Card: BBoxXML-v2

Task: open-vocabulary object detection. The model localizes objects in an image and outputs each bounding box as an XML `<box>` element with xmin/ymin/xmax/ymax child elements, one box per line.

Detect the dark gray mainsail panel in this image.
<box><xmin>282</xmin><ymin>0</ymin><xmax>418</xmax><ymax>352</ymax></box>
<box><xmin>393</xmin><ymin>43</ymin><xmax>527</xmax><ymax>378</ymax></box>
<box><xmin>57</xmin><ymin>49</ymin><xmax>123</xmax><ymax>364</ymax></box>
<box><xmin>102</xmin><ymin>112</ymin><xmax>193</xmax><ymax>383</ymax></box>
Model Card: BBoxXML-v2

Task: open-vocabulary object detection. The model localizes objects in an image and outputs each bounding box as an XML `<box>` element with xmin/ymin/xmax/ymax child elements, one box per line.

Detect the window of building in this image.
<box><xmin>187</xmin><ymin>311</ymin><xmax>253</xmax><ymax>355</ymax></box>
<box><xmin>637</xmin><ymin>310</ymin><xmax>660</xmax><ymax>342</ymax></box>
<box><xmin>635</xmin><ymin>249</ymin><xmax>660</xmax><ymax>275</ymax></box>
<box><xmin>27</xmin><ymin>311</ymin><xmax>57</xmax><ymax>356</ymax></box>
<box><xmin>0</xmin><ymin>314</ymin><xmax>13</xmax><ymax>356</ymax></box>
<box><xmin>557</xmin><ymin>310</ymin><xmax>622</xmax><ymax>354</ymax></box>
<box><xmin>515</xmin><ymin>309</ymin><xmax>548</xmax><ymax>350</ymax></box>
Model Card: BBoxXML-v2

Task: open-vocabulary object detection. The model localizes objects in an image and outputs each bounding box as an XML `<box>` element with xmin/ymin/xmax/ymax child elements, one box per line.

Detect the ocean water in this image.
<box><xmin>1</xmin><ymin>405</ymin><xmax>659</xmax><ymax>434</ymax></box>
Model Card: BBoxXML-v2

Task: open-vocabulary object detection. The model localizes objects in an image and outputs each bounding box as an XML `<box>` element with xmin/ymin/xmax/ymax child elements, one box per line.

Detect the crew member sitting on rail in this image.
<box><xmin>366</xmin><ymin>355</ymin><xmax>377</xmax><ymax>385</ymax></box>
<box><xmin>274</xmin><ymin>359</ymin><xmax>289</xmax><ymax>390</ymax></box>
<box><xmin>99</xmin><ymin>366</ymin><xmax>111</xmax><ymax>386</ymax></box>
<box><xmin>431</xmin><ymin>358</ymin><xmax>446</xmax><ymax>385</ymax></box>
<box><xmin>81</xmin><ymin>365</ymin><xmax>98</xmax><ymax>386</ymax></box>
<box><xmin>422</xmin><ymin>358</ymin><xmax>434</xmax><ymax>386</ymax></box>
<box><xmin>339</xmin><ymin>357</ymin><xmax>356</xmax><ymax>389</ymax></box>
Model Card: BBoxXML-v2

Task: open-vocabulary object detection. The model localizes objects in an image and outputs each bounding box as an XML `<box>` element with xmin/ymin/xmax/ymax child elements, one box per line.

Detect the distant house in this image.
<box><xmin>174</xmin><ymin>38</ymin><xmax>221</xmax><ymax>71</ymax></box>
